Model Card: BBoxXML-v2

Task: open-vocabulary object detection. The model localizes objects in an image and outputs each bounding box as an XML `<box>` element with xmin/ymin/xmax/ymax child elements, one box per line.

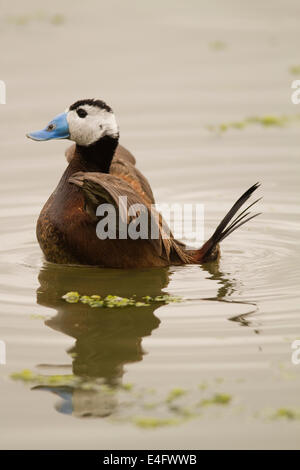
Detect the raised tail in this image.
<box><xmin>194</xmin><ymin>182</ymin><xmax>262</xmax><ymax>263</ymax></box>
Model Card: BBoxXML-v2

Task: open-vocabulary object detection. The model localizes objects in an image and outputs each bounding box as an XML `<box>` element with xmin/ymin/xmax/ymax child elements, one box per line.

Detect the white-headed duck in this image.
<box><xmin>27</xmin><ymin>98</ymin><xmax>260</xmax><ymax>268</ymax></box>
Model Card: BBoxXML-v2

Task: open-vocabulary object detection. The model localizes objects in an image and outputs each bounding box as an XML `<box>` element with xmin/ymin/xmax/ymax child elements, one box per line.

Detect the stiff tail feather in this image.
<box><xmin>195</xmin><ymin>182</ymin><xmax>262</xmax><ymax>262</ymax></box>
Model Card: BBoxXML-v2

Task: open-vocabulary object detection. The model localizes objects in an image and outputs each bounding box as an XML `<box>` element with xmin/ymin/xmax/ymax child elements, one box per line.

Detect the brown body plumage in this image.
<box><xmin>37</xmin><ymin>142</ymin><xmax>260</xmax><ymax>268</ymax></box>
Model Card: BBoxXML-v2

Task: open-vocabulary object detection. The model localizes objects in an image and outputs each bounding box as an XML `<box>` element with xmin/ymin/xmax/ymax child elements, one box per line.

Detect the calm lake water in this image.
<box><xmin>1</xmin><ymin>0</ymin><xmax>300</xmax><ymax>449</ymax></box>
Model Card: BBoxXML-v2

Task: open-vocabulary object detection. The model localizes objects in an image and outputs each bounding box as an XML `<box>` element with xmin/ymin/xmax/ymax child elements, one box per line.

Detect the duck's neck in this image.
<box><xmin>76</xmin><ymin>135</ymin><xmax>119</xmax><ymax>173</ymax></box>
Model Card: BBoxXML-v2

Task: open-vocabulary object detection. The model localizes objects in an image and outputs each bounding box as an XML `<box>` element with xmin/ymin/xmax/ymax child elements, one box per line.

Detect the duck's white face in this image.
<box><xmin>67</xmin><ymin>103</ymin><xmax>119</xmax><ymax>146</ymax></box>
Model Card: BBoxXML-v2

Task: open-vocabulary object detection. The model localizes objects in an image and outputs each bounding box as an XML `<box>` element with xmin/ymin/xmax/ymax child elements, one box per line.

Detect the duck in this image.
<box><xmin>27</xmin><ymin>98</ymin><xmax>261</xmax><ymax>268</ymax></box>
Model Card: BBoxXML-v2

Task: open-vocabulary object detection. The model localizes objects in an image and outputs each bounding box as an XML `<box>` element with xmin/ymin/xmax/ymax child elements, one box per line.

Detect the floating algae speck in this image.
<box><xmin>199</xmin><ymin>393</ymin><xmax>232</xmax><ymax>407</ymax></box>
<box><xmin>62</xmin><ymin>291</ymin><xmax>183</xmax><ymax>308</ymax></box>
<box><xmin>271</xmin><ymin>408</ymin><xmax>300</xmax><ymax>421</ymax></box>
<box><xmin>206</xmin><ymin>114</ymin><xmax>300</xmax><ymax>133</ymax></box>
<box><xmin>166</xmin><ymin>388</ymin><xmax>187</xmax><ymax>403</ymax></box>
<box><xmin>289</xmin><ymin>65</ymin><xmax>300</xmax><ymax>75</ymax></box>
<box><xmin>7</xmin><ymin>12</ymin><xmax>65</xmax><ymax>26</ymax></box>
<box><xmin>10</xmin><ymin>370</ymin><xmax>236</xmax><ymax>428</ymax></box>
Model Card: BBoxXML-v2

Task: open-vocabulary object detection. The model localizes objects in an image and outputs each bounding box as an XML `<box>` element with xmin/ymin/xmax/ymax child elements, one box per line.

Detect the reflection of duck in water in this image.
<box><xmin>35</xmin><ymin>263</ymin><xmax>170</xmax><ymax>417</ymax></box>
<box><xmin>27</xmin><ymin>98</ymin><xmax>261</xmax><ymax>268</ymax></box>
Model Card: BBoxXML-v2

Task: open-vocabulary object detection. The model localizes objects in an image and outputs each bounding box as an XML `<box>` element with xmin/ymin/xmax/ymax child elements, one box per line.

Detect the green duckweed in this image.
<box><xmin>152</xmin><ymin>295</ymin><xmax>182</xmax><ymax>303</ymax></box>
<box><xmin>50</xmin><ymin>14</ymin><xmax>65</xmax><ymax>25</ymax></box>
<box><xmin>272</xmin><ymin>408</ymin><xmax>300</xmax><ymax>420</ymax></box>
<box><xmin>133</xmin><ymin>416</ymin><xmax>180</xmax><ymax>429</ymax></box>
<box><xmin>121</xmin><ymin>383</ymin><xmax>134</xmax><ymax>391</ymax></box>
<box><xmin>206</xmin><ymin>114</ymin><xmax>300</xmax><ymax>133</ymax></box>
<box><xmin>8</xmin><ymin>12</ymin><xmax>65</xmax><ymax>26</ymax></box>
<box><xmin>198</xmin><ymin>382</ymin><xmax>208</xmax><ymax>391</ymax></box>
<box><xmin>215</xmin><ymin>377</ymin><xmax>224</xmax><ymax>384</ymax></box>
<box><xmin>11</xmin><ymin>369</ymin><xmax>76</xmax><ymax>387</ymax></box>
<box><xmin>142</xmin><ymin>402</ymin><xmax>158</xmax><ymax>410</ymax></box>
<box><xmin>62</xmin><ymin>292</ymin><xmax>182</xmax><ymax>308</ymax></box>
<box><xmin>200</xmin><ymin>393</ymin><xmax>232</xmax><ymax>407</ymax></box>
<box><xmin>289</xmin><ymin>65</ymin><xmax>300</xmax><ymax>75</ymax></box>
<box><xmin>166</xmin><ymin>388</ymin><xmax>187</xmax><ymax>403</ymax></box>
<box><xmin>11</xmin><ymin>369</ymin><xmax>36</xmax><ymax>382</ymax></box>
<box><xmin>209</xmin><ymin>41</ymin><xmax>226</xmax><ymax>51</ymax></box>
<box><xmin>63</xmin><ymin>291</ymin><xmax>80</xmax><ymax>303</ymax></box>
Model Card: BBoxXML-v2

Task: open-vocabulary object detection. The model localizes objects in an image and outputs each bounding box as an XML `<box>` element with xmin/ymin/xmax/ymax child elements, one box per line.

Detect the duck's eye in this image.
<box><xmin>76</xmin><ymin>108</ymin><xmax>87</xmax><ymax>118</ymax></box>
<box><xmin>46</xmin><ymin>123</ymin><xmax>56</xmax><ymax>132</ymax></box>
